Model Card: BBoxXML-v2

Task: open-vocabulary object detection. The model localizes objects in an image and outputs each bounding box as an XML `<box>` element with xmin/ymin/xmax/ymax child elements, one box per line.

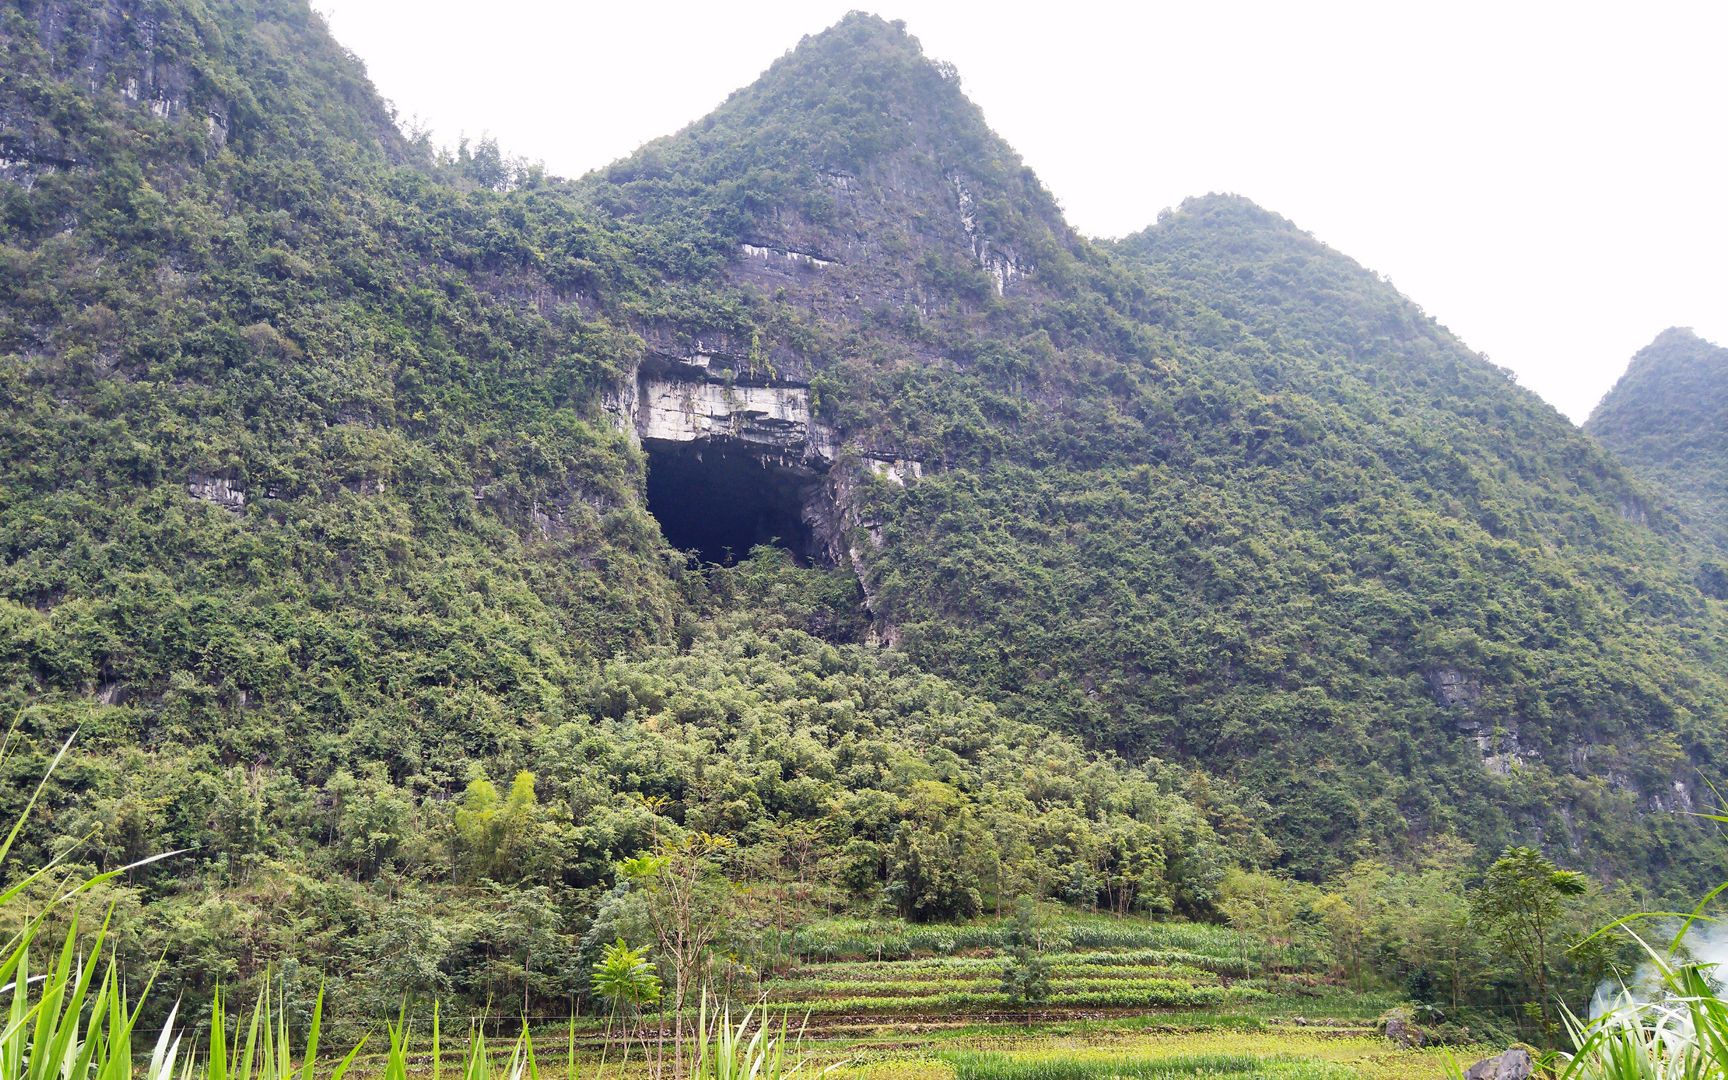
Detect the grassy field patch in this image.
<box><xmin>945</xmin><ymin>1050</ymin><xmax>1356</xmax><ymax>1080</ymax></box>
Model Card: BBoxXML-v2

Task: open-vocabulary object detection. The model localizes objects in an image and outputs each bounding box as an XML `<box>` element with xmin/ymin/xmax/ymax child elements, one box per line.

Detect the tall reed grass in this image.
<box><xmin>1554</xmin><ymin>928</ymin><xmax>1728</xmax><ymax>1079</ymax></box>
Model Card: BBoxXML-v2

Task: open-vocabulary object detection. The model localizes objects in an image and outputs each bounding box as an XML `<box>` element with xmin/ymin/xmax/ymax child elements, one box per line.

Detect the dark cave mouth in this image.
<box><xmin>644</xmin><ymin>439</ymin><xmax>824</xmax><ymax>565</ymax></box>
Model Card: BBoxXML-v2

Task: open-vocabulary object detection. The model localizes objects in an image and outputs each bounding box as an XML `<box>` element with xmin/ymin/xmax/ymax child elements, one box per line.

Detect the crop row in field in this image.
<box><xmin>786</xmin><ymin>948</ymin><xmax>1252</xmax><ymax>979</ymax></box>
<box><xmin>771</xmin><ymin>973</ymin><xmax>1231</xmax><ymax>999</ymax></box>
<box><xmin>765</xmin><ymin>983</ymin><xmax>1257</xmax><ymax>1014</ymax></box>
<box><xmin>791</xmin><ymin>916</ymin><xmax>1260</xmax><ymax>963</ymax></box>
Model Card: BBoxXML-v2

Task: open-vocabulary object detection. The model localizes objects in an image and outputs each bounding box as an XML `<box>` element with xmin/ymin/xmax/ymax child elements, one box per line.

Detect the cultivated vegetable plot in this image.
<box><xmin>767</xmin><ymin>916</ymin><xmax>1274</xmax><ymax>1020</ymax></box>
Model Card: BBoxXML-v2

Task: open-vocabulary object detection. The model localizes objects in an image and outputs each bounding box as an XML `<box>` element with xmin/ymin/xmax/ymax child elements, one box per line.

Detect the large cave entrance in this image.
<box><xmin>644</xmin><ymin>439</ymin><xmax>824</xmax><ymax>565</ymax></box>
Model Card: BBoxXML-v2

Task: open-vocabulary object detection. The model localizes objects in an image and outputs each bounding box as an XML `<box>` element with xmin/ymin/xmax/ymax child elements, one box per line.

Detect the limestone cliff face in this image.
<box><xmin>636</xmin><ymin>378</ymin><xmax>823</xmax><ymax>456</ymax></box>
<box><xmin>607</xmin><ymin>349</ymin><xmax>834</xmax><ymax>469</ymax></box>
<box><xmin>2</xmin><ymin>0</ymin><xmax>213</xmax><ymax>188</ymax></box>
<box><xmin>186</xmin><ymin>471</ymin><xmax>246</xmax><ymax>513</ymax></box>
<box><xmin>1</xmin><ymin>0</ymin><xmax>403</xmax><ymax>192</ymax></box>
<box><xmin>604</xmin><ymin>345</ymin><xmax>840</xmax><ymax>559</ymax></box>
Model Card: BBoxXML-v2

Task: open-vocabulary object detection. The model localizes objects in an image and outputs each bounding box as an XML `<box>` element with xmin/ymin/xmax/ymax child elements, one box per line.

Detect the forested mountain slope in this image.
<box><xmin>575</xmin><ymin>17</ymin><xmax>1728</xmax><ymax>881</ymax></box>
<box><xmin>1102</xmin><ymin>199</ymin><xmax>1728</xmax><ymax>872</ymax></box>
<box><xmin>0</xmin><ymin>0</ymin><xmax>1725</xmax><ymax>1016</ymax></box>
<box><xmin>0</xmin><ymin>0</ymin><xmax>688</xmax><ymax>766</ymax></box>
<box><xmin>0</xmin><ymin>0</ymin><xmax>1254</xmax><ymax>1015</ymax></box>
<box><xmin>1587</xmin><ymin>328</ymin><xmax>1728</xmax><ymax>561</ymax></box>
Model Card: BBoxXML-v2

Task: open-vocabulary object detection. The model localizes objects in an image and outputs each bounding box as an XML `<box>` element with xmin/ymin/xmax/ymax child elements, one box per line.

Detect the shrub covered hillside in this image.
<box><xmin>1105</xmin><ymin>200</ymin><xmax>1728</xmax><ymax>877</ymax></box>
<box><xmin>1587</xmin><ymin>328</ymin><xmax>1728</xmax><ymax>561</ymax></box>
<box><xmin>0</xmin><ymin>0</ymin><xmax>693</xmax><ymax>767</ymax></box>
<box><xmin>578</xmin><ymin>15</ymin><xmax>1728</xmax><ymax>881</ymax></box>
<box><xmin>1</xmin><ymin>0</ymin><xmax>1726</xmax><ymax>1019</ymax></box>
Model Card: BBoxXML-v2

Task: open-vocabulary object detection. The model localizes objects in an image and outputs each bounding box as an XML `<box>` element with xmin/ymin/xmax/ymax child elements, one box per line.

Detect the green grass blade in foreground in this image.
<box><xmin>145</xmin><ymin>999</ymin><xmax>185</xmax><ymax>1080</ymax></box>
<box><xmin>301</xmin><ymin>984</ymin><xmax>324</xmax><ymax>1080</ymax></box>
<box><xmin>1552</xmin><ymin>888</ymin><xmax>1728</xmax><ymax>1078</ymax></box>
<box><xmin>0</xmin><ymin>732</ymin><xmax>73</xmax><ymax>870</ymax></box>
<box><xmin>327</xmin><ymin>1030</ymin><xmax>371</xmax><ymax>1080</ymax></box>
<box><xmin>564</xmin><ymin>1012</ymin><xmax>577</xmax><ymax>1080</ymax></box>
<box><xmin>692</xmin><ymin>994</ymin><xmax>831</xmax><ymax>1080</ymax></box>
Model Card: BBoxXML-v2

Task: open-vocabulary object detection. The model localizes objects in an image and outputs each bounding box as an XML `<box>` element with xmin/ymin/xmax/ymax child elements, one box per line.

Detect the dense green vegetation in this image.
<box><xmin>1</xmin><ymin>0</ymin><xmax>1724</xmax><ymax>1055</ymax></box>
<box><xmin>4</xmin><ymin>728</ymin><xmax>1716</xmax><ymax>1080</ymax></box>
<box><xmin>564</xmin><ymin>10</ymin><xmax>1728</xmax><ymax>882</ymax></box>
<box><xmin>1587</xmin><ymin>328</ymin><xmax>1728</xmax><ymax>563</ymax></box>
<box><xmin>1215</xmin><ymin>846</ymin><xmax>1639</xmax><ymax>1045</ymax></box>
<box><xmin>0</xmin><ymin>554</ymin><xmax>1268</xmax><ymax>1023</ymax></box>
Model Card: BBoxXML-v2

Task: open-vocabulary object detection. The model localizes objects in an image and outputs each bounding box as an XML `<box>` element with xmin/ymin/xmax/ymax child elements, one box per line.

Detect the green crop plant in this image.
<box><xmin>691</xmin><ymin>996</ymin><xmax>833</xmax><ymax>1080</ymax></box>
<box><xmin>768</xmin><ymin>984</ymin><xmax>1249</xmax><ymax>1014</ymax></box>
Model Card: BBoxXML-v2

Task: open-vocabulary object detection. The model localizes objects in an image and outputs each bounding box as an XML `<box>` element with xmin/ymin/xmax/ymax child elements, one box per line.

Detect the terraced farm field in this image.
<box><xmin>729</xmin><ymin>919</ymin><xmax>1472</xmax><ymax>1078</ymax></box>
<box><xmin>754</xmin><ymin>915</ymin><xmax>1481</xmax><ymax>1078</ymax></box>
<box><xmin>775</xmin><ymin>916</ymin><xmax>1262</xmax><ymax>1025</ymax></box>
<box><xmin>351</xmin><ymin>915</ymin><xmax>1480</xmax><ymax>1079</ymax></box>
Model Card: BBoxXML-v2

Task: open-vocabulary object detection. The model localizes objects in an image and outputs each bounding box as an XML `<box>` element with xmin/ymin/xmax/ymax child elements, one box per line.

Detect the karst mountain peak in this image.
<box><xmin>1588</xmin><ymin>325</ymin><xmax>1728</xmax><ymax>555</ymax></box>
<box><xmin>581</xmin><ymin>12</ymin><xmax>1081</xmax><ymax>315</ymax></box>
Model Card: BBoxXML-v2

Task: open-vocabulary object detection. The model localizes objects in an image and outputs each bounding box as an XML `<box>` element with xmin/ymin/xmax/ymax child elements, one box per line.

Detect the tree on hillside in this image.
<box><xmin>1218</xmin><ymin>868</ymin><xmax>1320</xmax><ymax>974</ymax></box>
<box><xmin>1313</xmin><ymin>860</ymin><xmax>1390</xmax><ymax>990</ymax></box>
<box><xmin>885</xmin><ymin>780</ymin><xmax>995</xmax><ymax>921</ymax></box>
<box><xmin>1380</xmin><ymin>840</ymin><xmax>1485</xmax><ymax>1012</ymax></box>
<box><xmin>1469</xmin><ymin>846</ymin><xmax>1587</xmax><ymax>1040</ymax></box>
<box><xmin>620</xmin><ymin>832</ymin><xmax>736</xmax><ymax>1077</ymax></box>
<box><xmin>999</xmin><ymin>899</ymin><xmax>1052</xmax><ymax>1015</ymax></box>
<box><xmin>453</xmin><ymin>770</ymin><xmax>571</xmax><ymax>883</ymax></box>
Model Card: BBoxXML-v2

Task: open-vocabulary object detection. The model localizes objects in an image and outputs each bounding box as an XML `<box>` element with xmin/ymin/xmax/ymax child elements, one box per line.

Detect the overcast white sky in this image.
<box><xmin>314</xmin><ymin>1</ymin><xmax>1726</xmax><ymax>422</ymax></box>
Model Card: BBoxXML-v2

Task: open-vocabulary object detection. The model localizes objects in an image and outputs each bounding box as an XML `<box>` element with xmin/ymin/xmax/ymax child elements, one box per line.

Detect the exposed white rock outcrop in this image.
<box><xmin>530</xmin><ymin>499</ymin><xmax>565</xmax><ymax>540</ymax></box>
<box><xmin>949</xmin><ymin>170</ymin><xmax>1027</xmax><ymax>296</ymax></box>
<box><xmin>1425</xmin><ymin>666</ymin><xmax>1541</xmax><ymax>777</ymax></box>
<box><xmin>864</xmin><ymin>455</ymin><xmax>922</xmax><ymax>486</ymax></box>
<box><xmin>739</xmin><ymin>243</ymin><xmax>835</xmax><ymax>270</ymax></box>
<box><xmin>820</xmin><ymin>460</ymin><xmax>903</xmax><ymax>647</ymax></box>
<box><xmin>187</xmin><ymin>472</ymin><xmax>245</xmax><ymax>512</ymax></box>
<box><xmin>1425</xmin><ymin>666</ymin><xmax>1481</xmax><ymax>709</ymax></box>
<box><xmin>1464</xmin><ymin>719</ymin><xmax>1529</xmax><ymax>777</ymax></box>
<box><xmin>1648</xmin><ymin>777</ymin><xmax>1695</xmax><ymax>813</ymax></box>
<box><xmin>609</xmin><ymin>365</ymin><xmax>834</xmax><ymax>469</ymax></box>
